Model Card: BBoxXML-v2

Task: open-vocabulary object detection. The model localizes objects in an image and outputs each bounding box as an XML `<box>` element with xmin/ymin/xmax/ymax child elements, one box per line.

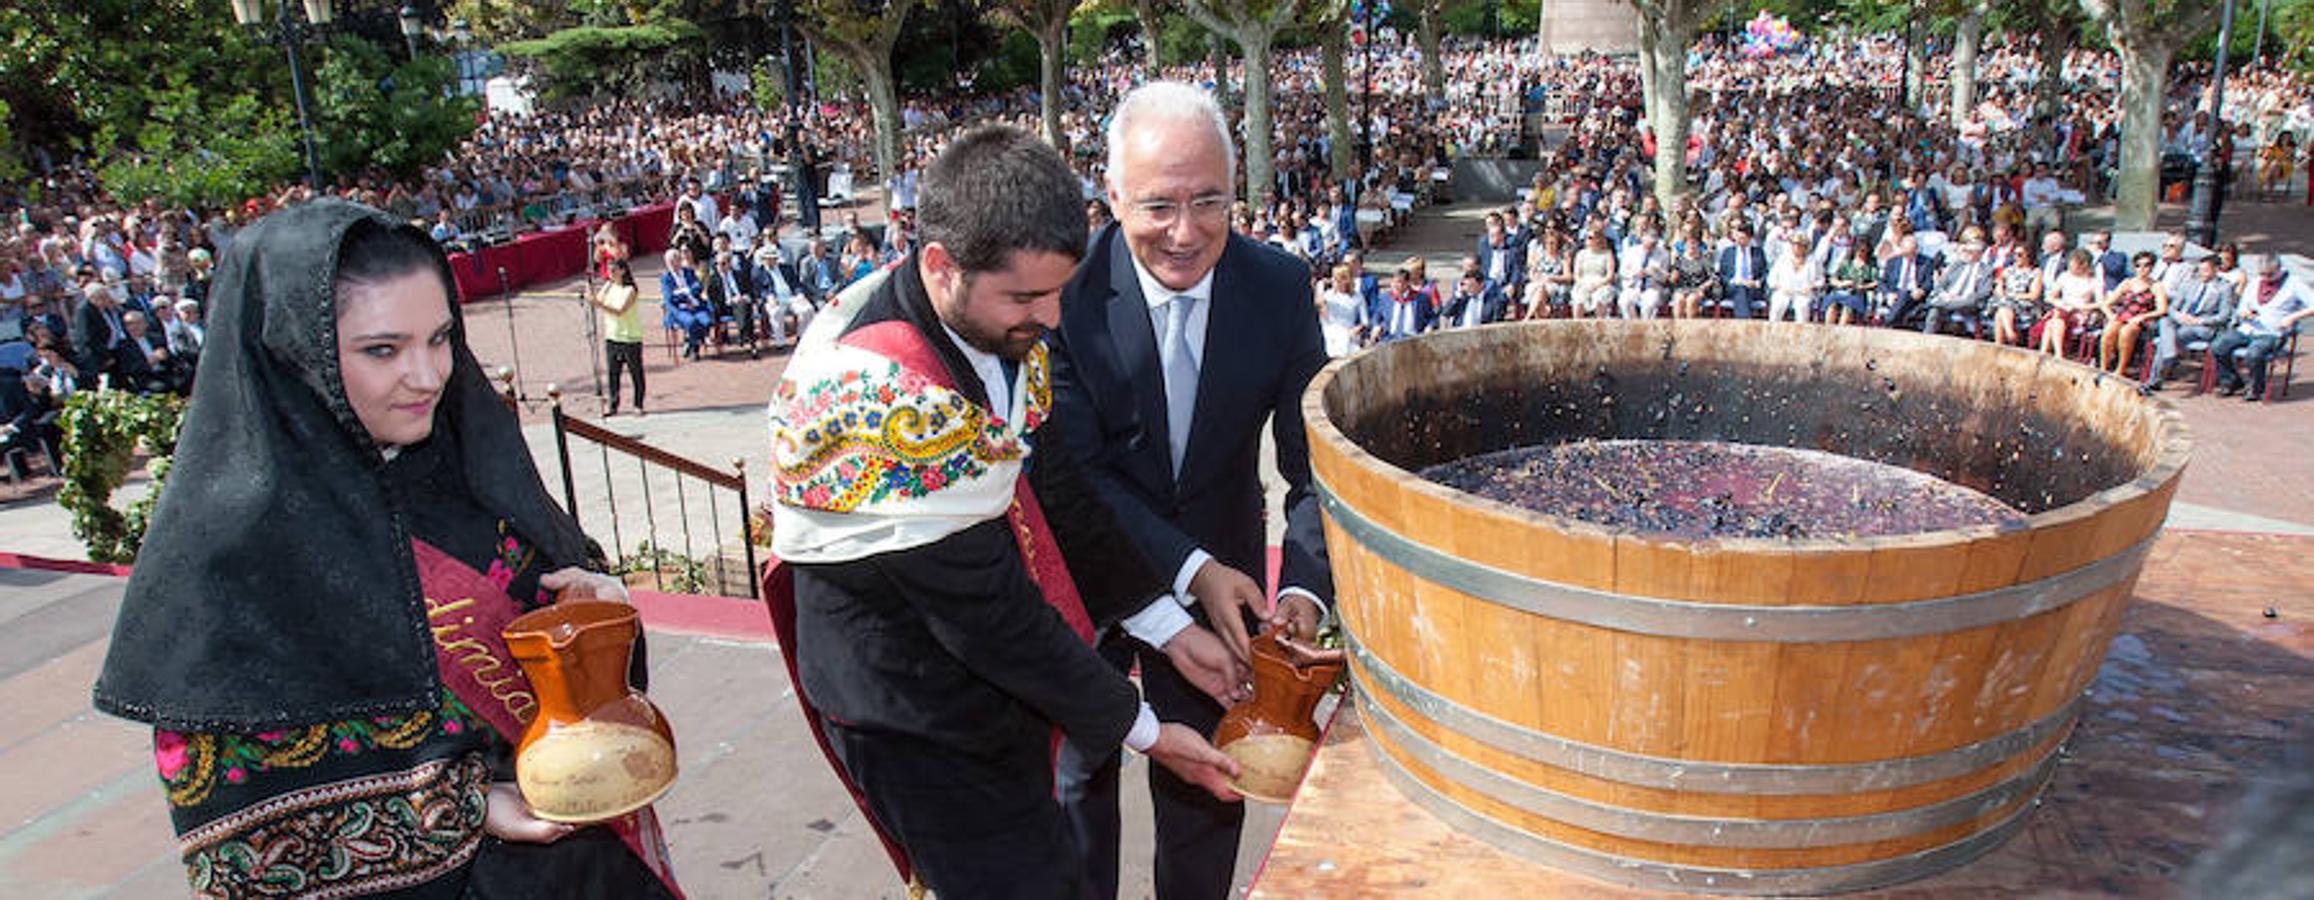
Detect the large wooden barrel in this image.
<box><xmin>1304</xmin><ymin>321</ymin><xmax>2190</xmax><ymax>895</ymax></box>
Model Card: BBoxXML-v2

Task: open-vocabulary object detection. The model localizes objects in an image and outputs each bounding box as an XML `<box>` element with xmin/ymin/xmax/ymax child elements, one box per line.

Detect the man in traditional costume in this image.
<box><xmin>764</xmin><ymin>126</ymin><xmax>1248</xmax><ymax>900</ymax></box>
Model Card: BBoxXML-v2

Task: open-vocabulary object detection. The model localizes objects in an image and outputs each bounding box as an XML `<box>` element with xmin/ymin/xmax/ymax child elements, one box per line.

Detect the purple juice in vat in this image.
<box><xmin>1421</xmin><ymin>440</ymin><xmax>2026</xmax><ymax>540</ymax></box>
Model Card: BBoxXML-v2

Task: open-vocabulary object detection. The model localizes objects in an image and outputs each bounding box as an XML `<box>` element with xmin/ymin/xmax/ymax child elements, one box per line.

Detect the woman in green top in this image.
<box><xmin>593</xmin><ymin>258</ymin><xmax>647</xmax><ymax>415</ymax></box>
<box><xmin>1824</xmin><ymin>243</ymin><xmax>1878</xmax><ymax>327</ymax></box>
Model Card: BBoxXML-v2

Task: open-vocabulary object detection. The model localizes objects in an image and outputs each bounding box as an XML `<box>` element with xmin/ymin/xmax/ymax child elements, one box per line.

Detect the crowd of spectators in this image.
<box><xmin>1327</xmin><ymin>32</ymin><xmax>2311</xmax><ymax>404</ymax></box>
<box><xmin>5</xmin><ymin>23</ymin><xmax>2313</xmax><ymax>480</ymax></box>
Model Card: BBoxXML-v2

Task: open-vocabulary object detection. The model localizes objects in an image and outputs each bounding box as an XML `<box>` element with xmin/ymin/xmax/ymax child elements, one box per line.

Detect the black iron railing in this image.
<box><xmin>547</xmin><ymin>391</ymin><xmax>759</xmax><ymax>598</ymax></box>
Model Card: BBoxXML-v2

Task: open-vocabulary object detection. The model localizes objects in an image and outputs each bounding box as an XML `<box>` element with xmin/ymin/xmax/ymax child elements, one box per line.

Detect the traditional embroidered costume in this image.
<box><xmin>764</xmin><ymin>258</ymin><xmax>1168</xmax><ymax>899</ymax></box>
<box><xmin>94</xmin><ymin>202</ymin><xmax>681</xmax><ymax>899</ymax></box>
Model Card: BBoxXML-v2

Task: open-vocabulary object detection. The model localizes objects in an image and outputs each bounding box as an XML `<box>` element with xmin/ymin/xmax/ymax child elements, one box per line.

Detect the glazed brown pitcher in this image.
<box><xmin>502</xmin><ymin>599</ymin><xmax>679</xmax><ymax>823</ymax></box>
<box><xmin>1213</xmin><ymin>628</ymin><xmax>1346</xmax><ymax>803</ymax></box>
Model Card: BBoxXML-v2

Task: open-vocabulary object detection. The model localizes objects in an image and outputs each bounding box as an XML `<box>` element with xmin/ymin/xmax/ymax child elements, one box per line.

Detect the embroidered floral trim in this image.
<box><xmin>180</xmin><ymin>753</ymin><xmax>489</xmax><ymax>899</ymax></box>
<box><xmin>485</xmin><ymin>521</ymin><xmax>551</xmax><ymax>607</ymax></box>
<box><xmin>772</xmin><ymin>344</ymin><xmax>1049</xmax><ymax>513</ymax></box>
<box><xmin>157</xmin><ymin>693</ymin><xmax>484</xmax><ymax>808</ymax></box>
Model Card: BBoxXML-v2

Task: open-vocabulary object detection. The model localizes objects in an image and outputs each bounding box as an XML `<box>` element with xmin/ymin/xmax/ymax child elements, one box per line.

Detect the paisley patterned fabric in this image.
<box><xmin>178</xmin><ymin>751</ymin><xmax>489</xmax><ymax>899</ymax></box>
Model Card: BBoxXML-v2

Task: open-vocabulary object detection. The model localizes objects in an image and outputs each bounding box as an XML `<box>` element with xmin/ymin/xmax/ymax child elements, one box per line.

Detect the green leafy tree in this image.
<box><xmin>1294</xmin><ymin>0</ymin><xmax>1357</xmax><ymax>181</ymax></box>
<box><xmin>794</xmin><ymin>0</ymin><xmax>921</xmax><ymax>189</ymax></box>
<box><xmin>500</xmin><ymin>18</ymin><xmax>710</xmax><ymax>100</ymax></box>
<box><xmin>2080</xmin><ymin>0</ymin><xmax>2222</xmax><ymax>230</ymax></box>
<box><xmin>0</xmin><ymin>100</ymin><xmax>22</xmax><ymax>185</ymax></box>
<box><xmin>0</xmin><ymin>0</ymin><xmax>274</xmax><ymax>179</ymax></box>
<box><xmin>1630</xmin><ymin>0</ymin><xmax>1716</xmax><ymax>207</ymax></box>
<box><xmin>992</xmin><ymin>0</ymin><xmax>1082</xmax><ymax>153</ymax></box>
<box><xmin>311</xmin><ymin>37</ymin><xmax>481</xmax><ymax>180</ymax></box>
<box><xmin>95</xmin><ymin>84</ymin><xmax>300</xmax><ymax>208</ymax></box>
<box><xmin>1180</xmin><ymin>0</ymin><xmax>1308</xmax><ymax>207</ymax></box>
<box><xmin>1413</xmin><ymin>0</ymin><xmax>1449</xmax><ymax>98</ymax></box>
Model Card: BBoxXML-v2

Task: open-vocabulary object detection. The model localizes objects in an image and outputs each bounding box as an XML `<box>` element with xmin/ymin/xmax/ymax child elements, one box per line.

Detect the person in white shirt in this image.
<box><xmin>1764</xmin><ymin>233</ymin><xmax>1823</xmax><ymax>323</ymax></box>
<box><xmin>2020</xmin><ymin>163</ymin><xmax>2063</xmax><ymax>241</ymax></box>
<box><xmin>1616</xmin><ymin>230</ymin><xmax>1669</xmax><ymax>320</ymax></box>
<box><xmin>717</xmin><ymin>209</ymin><xmax>760</xmax><ymax>257</ymax></box>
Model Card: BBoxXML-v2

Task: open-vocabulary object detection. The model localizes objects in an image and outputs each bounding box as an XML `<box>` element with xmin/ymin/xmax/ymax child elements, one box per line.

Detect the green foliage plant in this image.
<box><xmin>56</xmin><ymin>387</ymin><xmax>186</xmax><ymax>565</ymax></box>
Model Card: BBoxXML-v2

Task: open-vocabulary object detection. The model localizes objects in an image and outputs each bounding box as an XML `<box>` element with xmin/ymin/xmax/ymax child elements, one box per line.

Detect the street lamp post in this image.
<box><xmin>398</xmin><ymin>5</ymin><xmax>423</xmax><ymax>62</ymax></box>
<box><xmin>2182</xmin><ymin>0</ymin><xmax>2237</xmax><ymax>249</ymax></box>
<box><xmin>230</xmin><ymin>0</ymin><xmax>331</xmax><ymax>191</ymax></box>
<box><xmin>775</xmin><ymin>0</ymin><xmax>821</xmax><ymax>232</ymax></box>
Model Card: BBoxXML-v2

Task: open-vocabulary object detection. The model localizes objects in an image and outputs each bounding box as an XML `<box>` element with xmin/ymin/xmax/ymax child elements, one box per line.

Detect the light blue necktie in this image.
<box><xmin>1161</xmin><ymin>295</ymin><xmax>1199</xmax><ymax>474</ymax></box>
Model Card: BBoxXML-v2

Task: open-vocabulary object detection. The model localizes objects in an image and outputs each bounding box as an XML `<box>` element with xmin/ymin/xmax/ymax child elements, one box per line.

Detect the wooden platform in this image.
<box><xmin>1248</xmin><ymin>529</ymin><xmax>2314</xmax><ymax>898</ymax></box>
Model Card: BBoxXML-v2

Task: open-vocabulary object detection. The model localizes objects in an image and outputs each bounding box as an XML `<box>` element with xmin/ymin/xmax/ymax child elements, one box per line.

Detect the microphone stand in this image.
<box><xmin>580</xmin><ymin>269</ymin><xmax>605</xmax><ymax>402</ymax></box>
<box><xmin>498</xmin><ymin>266</ymin><xmax>527</xmax><ymax>403</ymax></box>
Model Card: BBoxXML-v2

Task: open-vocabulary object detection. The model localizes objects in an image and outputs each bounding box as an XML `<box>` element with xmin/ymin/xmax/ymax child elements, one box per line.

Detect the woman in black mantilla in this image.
<box><xmin>93</xmin><ymin>200</ymin><xmax>682</xmax><ymax>898</ymax></box>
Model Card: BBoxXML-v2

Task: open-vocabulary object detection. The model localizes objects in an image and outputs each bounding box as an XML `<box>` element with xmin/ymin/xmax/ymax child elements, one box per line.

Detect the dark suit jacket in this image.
<box><xmin>1475</xmin><ymin>235</ymin><xmax>1526</xmax><ymax>289</ymax></box>
<box><xmin>789</xmin><ymin>262</ymin><xmax>1165</xmax><ymax>755</ymax></box>
<box><xmin>1373</xmin><ymin>284</ymin><xmax>1439</xmax><ymax>338</ymax></box>
<box><xmin>1880</xmin><ymin>254</ymin><xmax>1935</xmax><ymax>301</ymax></box>
<box><xmin>1717</xmin><ymin>244</ymin><xmax>1769</xmax><ymax>294</ymax></box>
<box><xmin>1441</xmin><ymin>283</ymin><xmax>1509</xmax><ymax>327</ymax></box>
<box><xmin>800</xmin><ymin>255</ymin><xmax>843</xmax><ymax>304</ymax></box>
<box><xmin>705</xmin><ymin>265</ymin><xmax>755</xmax><ymax>316</ymax></box>
<box><xmin>71</xmin><ymin>301</ymin><xmax>125</xmax><ymax>378</ymax></box>
<box><xmin>1049</xmin><ymin>225</ymin><xmax>1334</xmax><ymax>622</ymax></box>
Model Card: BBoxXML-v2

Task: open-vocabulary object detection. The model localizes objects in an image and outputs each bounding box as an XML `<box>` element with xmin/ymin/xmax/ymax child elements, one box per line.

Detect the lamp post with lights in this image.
<box><xmin>228</xmin><ymin>0</ymin><xmax>332</xmax><ymax>190</ymax></box>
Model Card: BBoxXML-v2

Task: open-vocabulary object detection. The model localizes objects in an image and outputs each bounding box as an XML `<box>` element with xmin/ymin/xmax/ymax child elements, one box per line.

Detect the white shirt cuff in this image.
<box><xmin>1277</xmin><ymin>587</ymin><xmax>1333</xmax><ymax>630</ymax></box>
<box><xmin>1122</xmin><ymin>702</ymin><xmax>1161</xmax><ymax>753</ymax></box>
<box><xmin>1172</xmin><ymin>549</ymin><xmax>1213</xmax><ymax>608</ymax></box>
<box><xmin>1120</xmin><ymin>595</ymin><xmax>1194</xmax><ymax>649</ymax></box>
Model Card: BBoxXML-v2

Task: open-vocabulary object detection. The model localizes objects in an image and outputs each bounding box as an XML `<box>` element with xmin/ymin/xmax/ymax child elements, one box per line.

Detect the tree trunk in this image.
<box><xmin>1210</xmin><ymin>35</ymin><xmax>1231</xmax><ymax>109</ymax></box>
<box><xmin>860</xmin><ymin>57</ymin><xmax>902</xmax><ymax>192</ymax></box>
<box><xmin>1036</xmin><ymin>20</ymin><xmax>1068</xmax><ymax>153</ymax></box>
<box><xmin>1641</xmin><ymin>20</ymin><xmax>1692</xmax><ymax>207</ymax></box>
<box><xmin>1135</xmin><ymin>0</ymin><xmax>1165</xmax><ymax>73</ymax></box>
<box><xmin>1321</xmin><ymin>26</ymin><xmax>1354</xmax><ymax>181</ymax></box>
<box><xmin>1903</xmin><ymin>14</ymin><xmax>1925</xmax><ymax>111</ymax></box>
<box><xmin>1950</xmin><ymin>3</ymin><xmax>1985</xmax><ymax>128</ymax></box>
<box><xmin>1417</xmin><ymin>0</ymin><xmax>1446</xmax><ymax>99</ymax></box>
<box><xmin>1240</xmin><ymin>31</ymin><xmax>1278</xmax><ymax>207</ymax></box>
<box><xmin>1635</xmin><ymin>14</ymin><xmax>1659</xmax><ymax>126</ymax></box>
<box><xmin>2034</xmin><ymin>21</ymin><xmax>2073</xmax><ymax>121</ymax></box>
<box><xmin>2110</xmin><ymin>39</ymin><xmax>2173</xmax><ymax>230</ymax></box>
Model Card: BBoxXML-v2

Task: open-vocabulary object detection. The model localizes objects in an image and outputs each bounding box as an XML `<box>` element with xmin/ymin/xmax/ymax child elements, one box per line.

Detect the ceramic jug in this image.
<box><xmin>1213</xmin><ymin>628</ymin><xmax>1346</xmax><ymax>802</ymax></box>
<box><xmin>503</xmin><ymin>599</ymin><xmax>678</xmax><ymax>823</ymax></box>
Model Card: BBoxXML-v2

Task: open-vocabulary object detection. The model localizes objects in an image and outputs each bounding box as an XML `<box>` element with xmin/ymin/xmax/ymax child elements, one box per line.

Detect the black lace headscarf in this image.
<box><xmin>94</xmin><ymin>200</ymin><xmax>591</xmax><ymax>732</ymax></box>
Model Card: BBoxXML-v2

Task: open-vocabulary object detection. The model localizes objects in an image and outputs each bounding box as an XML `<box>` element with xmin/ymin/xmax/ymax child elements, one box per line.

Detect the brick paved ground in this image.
<box><xmin>0</xmin><ymin>184</ymin><xmax>2307</xmax><ymax>899</ymax></box>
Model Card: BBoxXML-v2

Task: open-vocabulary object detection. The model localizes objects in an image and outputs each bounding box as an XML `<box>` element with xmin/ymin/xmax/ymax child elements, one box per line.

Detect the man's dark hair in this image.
<box><xmin>918</xmin><ymin>125</ymin><xmax>1086</xmax><ymax>274</ymax></box>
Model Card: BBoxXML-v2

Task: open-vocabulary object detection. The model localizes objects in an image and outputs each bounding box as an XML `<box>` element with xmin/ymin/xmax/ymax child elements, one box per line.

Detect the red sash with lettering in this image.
<box><xmin>411</xmin><ymin>539</ymin><xmax>685</xmax><ymax>898</ymax></box>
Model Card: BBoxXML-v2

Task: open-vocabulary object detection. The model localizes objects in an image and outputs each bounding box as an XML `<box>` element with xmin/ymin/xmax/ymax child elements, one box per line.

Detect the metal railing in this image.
<box><xmin>546</xmin><ymin>390</ymin><xmax>759</xmax><ymax>598</ymax></box>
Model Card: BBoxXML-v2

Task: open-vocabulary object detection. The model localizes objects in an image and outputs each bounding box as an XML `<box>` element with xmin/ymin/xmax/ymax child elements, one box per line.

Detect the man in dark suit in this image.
<box><xmin>1716</xmin><ymin>226</ymin><xmax>1768</xmax><ymax>318</ymax></box>
<box><xmin>1373</xmin><ymin>262</ymin><xmax>1438</xmax><ymax>341</ymax></box>
<box><xmin>797</xmin><ymin>237</ymin><xmax>843</xmax><ymax>305</ymax></box>
<box><xmin>2087</xmin><ymin>231</ymin><xmax>2128</xmax><ymax>292</ymax></box>
<box><xmin>71</xmin><ymin>281</ymin><xmax>130</xmax><ymax>382</ymax></box>
<box><xmin>1876</xmin><ymin>235</ymin><xmax>1936</xmax><ymax>327</ymax></box>
<box><xmin>1474</xmin><ymin>212</ymin><xmax>1526</xmax><ymax>306</ymax></box>
<box><xmin>704</xmin><ymin>249</ymin><xmax>759</xmax><ymax>354</ymax></box>
<box><xmin>771</xmin><ymin>126</ymin><xmax>1244</xmax><ymax>900</ymax></box>
<box><xmin>1441</xmin><ymin>269</ymin><xmax>1509</xmax><ymax>328</ymax></box>
<box><xmin>1049</xmin><ymin>81</ymin><xmax>1333</xmax><ymax>900</ymax></box>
